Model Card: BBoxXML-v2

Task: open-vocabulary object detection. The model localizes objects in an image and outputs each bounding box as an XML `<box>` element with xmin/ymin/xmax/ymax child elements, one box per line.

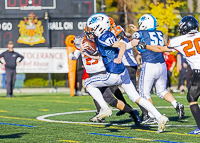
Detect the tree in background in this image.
<box><xmin>149</xmin><ymin>1</ymin><xmax>186</xmax><ymax>42</ymax></box>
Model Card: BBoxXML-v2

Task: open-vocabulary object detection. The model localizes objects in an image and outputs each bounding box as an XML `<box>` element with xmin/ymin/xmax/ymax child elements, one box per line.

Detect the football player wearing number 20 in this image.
<box><xmin>137</xmin><ymin>15</ymin><xmax>200</xmax><ymax>135</ymax></box>
<box><xmin>83</xmin><ymin>13</ymin><xmax>168</xmax><ymax>133</ymax></box>
<box><xmin>130</xmin><ymin>14</ymin><xmax>185</xmax><ymax>123</ymax></box>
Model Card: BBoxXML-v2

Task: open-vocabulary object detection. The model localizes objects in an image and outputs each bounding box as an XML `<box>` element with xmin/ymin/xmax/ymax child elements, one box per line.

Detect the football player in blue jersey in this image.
<box><xmin>130</xmin><ymin>14</ymin><xmax>185</xmax><ymax>123</ymax></box>
<box><xmin>81</xmin><ymin>13</ymin><xmax>168</xmax><ymax>133</ymax></box>
<box><xmin>136</xmin><ymin>15</ymin><xmax>200</xmax><ymax>135</ymax></box>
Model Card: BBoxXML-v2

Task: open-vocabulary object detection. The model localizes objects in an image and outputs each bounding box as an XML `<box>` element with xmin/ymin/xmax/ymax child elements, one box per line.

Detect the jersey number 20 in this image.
<box><xmin>181</xmin><ymin>38</ymin><xmax>200</xmax><ymax>57</ymax></box>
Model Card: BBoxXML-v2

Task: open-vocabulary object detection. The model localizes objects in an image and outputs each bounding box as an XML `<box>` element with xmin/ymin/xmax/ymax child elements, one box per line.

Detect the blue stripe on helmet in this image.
<box><xmin>147</xmin><ymin>14</ymin><xmax>157</xmax><ymax>30</ymax></box>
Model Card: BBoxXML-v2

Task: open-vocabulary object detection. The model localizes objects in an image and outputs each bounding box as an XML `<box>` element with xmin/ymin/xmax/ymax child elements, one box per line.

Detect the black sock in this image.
<box><xmin>190</xmin><ymin>104</ymin><xmax>200</xmax><ymax>129</ymax></box>
<box><xmin>122</xmin><ymin>104</ymin><xmax>133</xmax><ymax>113</ymax></box>
<box><xmin>137</xmin><ymin>103</ymin><xmax>148</xmax><ymax>116</ymax></box>
<box><xmin>93</xmin><ymin>99</ymin><xmax>101</xmax><ymax>113</ymax></box>
<box><xmin>110</xmin><ymin>86</ymin><xmax>131</xmax><ymax>107</ymax></box>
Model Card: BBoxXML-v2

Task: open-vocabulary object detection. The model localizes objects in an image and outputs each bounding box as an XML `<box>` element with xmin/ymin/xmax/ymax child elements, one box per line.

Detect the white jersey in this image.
<box><xmin>168</xmin><ymin>32</ymin><xmax>200</xmax><ymax>70</ymax></box>
<box><xmin>73</xmin><ymin>49</ymin><xmax>106</xmax><ymax>73</ymax></box>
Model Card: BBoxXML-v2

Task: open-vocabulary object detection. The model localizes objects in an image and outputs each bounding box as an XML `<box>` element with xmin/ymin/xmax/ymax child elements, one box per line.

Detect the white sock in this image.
<box><xmin>171</xmin><ymin>100</ymin><xmax>178</xmax><ymax>108</ymax></box>
<box><xmin>86</xmin><ymin>87</ymin><xmax>108</xmax><ymax>108</ymax></box>
<box><xmin>139</xmin><ymin>98</ymin><xmax>162</xmax><ymax>120</ymax></box>
<box><xmin>148</xmin><ymin>112</ymin><xmax>154</xmax><ymax>118</ymax></box>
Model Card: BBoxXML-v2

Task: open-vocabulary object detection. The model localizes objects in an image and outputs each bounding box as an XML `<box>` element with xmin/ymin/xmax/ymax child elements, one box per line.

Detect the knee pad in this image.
<box><xmin>156</xmin><ymin>89</ymin><xmax>169</xmax><ymax>99</ymax></box>
<box><xmin>187</xmin><ymin>84</ymin><xmax>199</xmax><ymax>102</ymax></box>
<box><xmin>108</xmin><ymin>99</ymin><xmax>118</xmax><ymax>107</ymax></box>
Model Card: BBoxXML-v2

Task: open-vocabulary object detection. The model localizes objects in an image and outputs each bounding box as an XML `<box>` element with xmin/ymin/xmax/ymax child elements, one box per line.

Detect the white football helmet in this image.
<box><xmin>86</xmin><ymin>13</ymin><xmax>110</xmax><ymax>37</ymax></box>
<box><xmin>138</xmin><ymin>14</ymin><xmax>157</xmax><ymax>30</ymax></box>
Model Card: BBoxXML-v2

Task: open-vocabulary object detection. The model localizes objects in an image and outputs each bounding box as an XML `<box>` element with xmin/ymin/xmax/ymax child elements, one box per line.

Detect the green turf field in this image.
<box><xmin>0</xmin><ymin>91</ymin><xmax>199</xmax><ymax>143</ymax></box>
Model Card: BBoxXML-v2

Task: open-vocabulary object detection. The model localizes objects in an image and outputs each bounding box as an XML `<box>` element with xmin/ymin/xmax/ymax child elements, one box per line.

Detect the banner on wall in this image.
<box><xmin>0</xmin><ymin>48</ymin><xmax>69</xmax><ymax>73</ymax></box>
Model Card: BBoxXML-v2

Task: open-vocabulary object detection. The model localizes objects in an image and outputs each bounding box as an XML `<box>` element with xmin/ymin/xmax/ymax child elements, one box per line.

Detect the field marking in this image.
<box><xmin>58</xmin><ymin>140</ymin><xmax>81</xmax><ymax>142</ymax></box>
<box><xmin>36</xmin><ymin>108</ymin><xmax>194</xmax><ymax>128</ymax></box>
<box><xmin>39</xmin><ymin>109</ymin><xmax>49</xmax><ymax>111</ymax></box>
<box><xmin>0</xmin><ymin>115</ymin><xmax>39</xmax><ymax>122</ymax></box>
<box><xmin>0</xmin><ymin>98</ymin><xmax>94</xmax><ymax>105</ymax></box>
<box><xmin>0</xmin><ymin>112</ymin><xmax>197</xmax><ymax>137</ymax></box>
<box><xmin>0</xmin><ymin>110</ymin><xmax>7</xmax><ymax>112</ymax></box>
<box><xmin>0</xmin><ymin>122</ymin><xmax>35</xmax><ymax>127</ymax></box>
<box><xmin>88</xmin><ymin>133</ymin><xmax>186</xmax><ymax>143</ymax></box>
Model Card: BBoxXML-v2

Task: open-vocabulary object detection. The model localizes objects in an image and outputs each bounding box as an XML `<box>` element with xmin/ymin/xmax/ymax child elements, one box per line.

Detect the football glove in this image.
<box><xmin>137</xmin><ymin>41</ymin><xmax>147</xmax><ymax>53</ymax></box>
<box><xmin>68</xmin><ymin>52</ymin><xmax>75</xmax><ymax>60</ymax></box>
<box><xmin>138</xmin><ymin>41</ymin><xmax>146</xmax><ymax>49</ymax></box>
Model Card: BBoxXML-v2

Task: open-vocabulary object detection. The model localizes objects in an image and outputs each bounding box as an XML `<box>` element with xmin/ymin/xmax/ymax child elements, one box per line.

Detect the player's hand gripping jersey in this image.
<box><xmin>167</xmin><ymin>32</ymin><xmax>200</xmax><ymax>70</ymax></box>
<box><xmin>94</xmin><ymin>31</ymin><xmax>125</xmax><ymax>74</ymax></box>
<box><xmin>132</xmin><ymin>30</ymin><xmax>165</xmax><ymax>63</ymax></box>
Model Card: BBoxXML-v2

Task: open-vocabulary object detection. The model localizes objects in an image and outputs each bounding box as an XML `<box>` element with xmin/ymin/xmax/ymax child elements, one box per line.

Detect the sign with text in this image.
<box><xmin>0</xmin><ymin>48</ymin><xmax>69</xmax><ymax>73</ymax></box>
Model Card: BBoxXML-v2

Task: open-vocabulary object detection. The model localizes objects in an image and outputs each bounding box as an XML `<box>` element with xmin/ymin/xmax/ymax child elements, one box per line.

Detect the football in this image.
<box><xmin>82</xmin><ymin>39</ymin><xmax>98</xmax><ymax>55</ymax></box>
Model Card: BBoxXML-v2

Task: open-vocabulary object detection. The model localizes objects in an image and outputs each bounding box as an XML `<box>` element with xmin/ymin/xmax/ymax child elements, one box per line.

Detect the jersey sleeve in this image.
<box><xmin>98</xmin><ymin>32</ymin><xmax>117</xmax><ymax>47</ymax></box>
<box><xmin>132</xmin><ymin>32</ymin><xmax>141</xmax><ymax>39</ymax></box>
<box><xmin>73</xmin><ymin>49</ymin><xmax>81</xmax><ymax>60</ymax></box>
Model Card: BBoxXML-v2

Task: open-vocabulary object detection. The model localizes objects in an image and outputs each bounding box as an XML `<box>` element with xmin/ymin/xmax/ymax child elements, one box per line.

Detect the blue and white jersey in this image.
<box><xmin>120</xmin><ymin>38</ymin><xmax>138</xmax><ymax>67</ymax></box>
<box><xmin>94</xmin><ymin>31</ymin><xmax>125</xmax><ymax>74</ymax></box>
<box><xmin>132</xmin><ymin>30</ymin><xmax>165</xmax><ymax>63</ymax></box>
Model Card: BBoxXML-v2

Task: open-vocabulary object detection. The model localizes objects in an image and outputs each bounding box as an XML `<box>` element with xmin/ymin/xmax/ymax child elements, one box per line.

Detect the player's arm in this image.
<box><xmin>68</xmin><ymin>49</ymin><xmax>81</xmax><ymax>60</ymax></box>
<box><xmin>79</xmin><ymin>40</ymin><xmax>100</xmax><ymax>60</ymax></box>
<box><xmin>137</xmin><ymin>42</ymin><xmax>172</xmax><ymax>52</ymax></box>
<box><xmin>82</xmin><ymin>52</ymin><xmax>100</xmax><ymax>60</ymax></box>
<box><xmin>112</xmin><ymin>41</ymin><xmax>126</xmax><ymax>64</ymax></box>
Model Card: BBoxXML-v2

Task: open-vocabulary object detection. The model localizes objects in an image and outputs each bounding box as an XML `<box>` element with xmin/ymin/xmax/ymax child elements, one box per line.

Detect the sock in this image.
<box><xmin>93</xmin><ymin>99</ymin><xmax>101</xmax><ymax>113</ymax></box>
<box><xmin>87</xmin><ymin>87</ymin><xmax>108</xmax><ymax>108</ymax></box>
<box><xmin>148</xmin><ymin>112</ymin><xmax>154</xmax><ymax>118</ymax></box>
<box><xmin>137</xmin><ymin>103</ymin><xmax>148</xmax><ymax>116</ymax></box>
<box><xmin>171</xmin><ymin>100</ymin><xmax>178</xmax><ymax>108</ymax></box>
<box><xmin>190</xmin><ymin>104</ymin><xmax>200</xmax><ymax>129</ymax></box>
<box><xmin>122</xmin><ymin>104</ymin><xmax>133</xmax><ymax>113</ymax></box>
<box><xmin>139</xmin><ymin>98</ymin><xmax>162</xmax><ymax>120</ymax></box>
<box><xmin>110</xmin><ymin>85</ymin><xmax>131</xmax><ymax>107</ymax></box>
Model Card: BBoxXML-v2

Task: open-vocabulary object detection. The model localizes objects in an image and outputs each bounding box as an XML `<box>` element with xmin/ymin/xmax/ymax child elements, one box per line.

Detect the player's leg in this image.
<box><xmin>5</xmin><ymin>70</ymin><xmax>12</xmax><ymax>97</ymax></box>
<box><xmin>126</xmin><ymin>65</ymin><xmax>149</xmax><ymax>120</ymax></box>
<box><xmin>120</xmin><ymin>69</ymin><xmax>169</xmax><ymax>133</ymax></box>
<box><xmin>187</xmin><ymin>70</ymin><xmax>200</xmax><ymax>134</ymax></box>
<box><xmin>138</xmin><ymin>63</ymin><xmax>157</xmax><ymax>122</ymax></box>
<box><xmin>109</xmin><ymin>85</ymin><xmax>133</xmax><ymax>116</ymax></box>
<box><xmin>155</xmin><ymin>63</ymin><xmax>185</xmax><ymax>119</ymax></box>
<box><xmin>10</xmin><ymin>70</ymin><xmax>16</xmax><ymax>97</ymax></box>
<box><xmin>186</xmin><ymin>65</ymin><xmax>193</xmax><ymax>88</ymax></box>
<box><xmin>84</xmin><ymin>72</ymin><xmax>124</xmax><ymax>120</ymax></box>
<box><xmin>102</xmin><ymin>86</ymin><xmax>140</xmax><ymax>126</ymax></box>
<box><xmin>180</xmin><ymin>68</ymin><xmax>186</xmax><ymax>94</ymax></box>
<box><xmin>167</xmin><ymin>70</ymin><xmax>173</xmax><ymax>92</ymax></box>
<box><xmin>84</xmin><ymin>74</ymin><xmax>113</xmax><ymax>120</ymax></box>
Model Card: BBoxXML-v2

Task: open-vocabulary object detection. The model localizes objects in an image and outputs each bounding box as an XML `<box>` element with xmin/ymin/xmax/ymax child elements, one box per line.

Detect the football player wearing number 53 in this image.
<box><xmin>129</xmin><ymin>14</ymin><xmax>185</xmax><ymax>124</ymax></box>
<box><xmin>137</xmin><ymin>15</ymin><xmax>200</xmax><ymax>135</ymax></box>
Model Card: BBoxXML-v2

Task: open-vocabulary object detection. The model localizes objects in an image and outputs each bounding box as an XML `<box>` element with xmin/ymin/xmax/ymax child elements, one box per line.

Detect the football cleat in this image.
<box><xmin>175</xmin><ymin>102</ymin><xmax>185</xmax><ymax>119</ymax></box>
<box><xmin>96</xmin><ymin>107</ymin><xmax>112</xmax><ymax>120</ymax></box>
<box><xmin>157</xmin><ymin>114</ymin><xmax>169</xmax><ymax>133</ymax></box>
<box><xmin>189</xmin><ymin>128</ymin><xmax>200</xmax><ymax>134</ymax></box>
<box><xmin>130</xmin><ymin>110</ymin><xmax>141</xmax><ymax>126</ymax></box>
<box><xmin>140</xmin><ymin>114</ymin><xmax>150</xmax><ymax>124</ymax></box>
<box><xmin>89</xmin><ymin>112</ymin><xmax>105</xmax><ymax>122</ymax></box>
<box><xmin>116</xmin><ymin>110</ymin><xmax>126</xmax><ymax>116</ymax></box>
<box><xmin>145</xmin><ymin>117</ymin><xmax>157</xmax><ymax>124</ymax></box>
